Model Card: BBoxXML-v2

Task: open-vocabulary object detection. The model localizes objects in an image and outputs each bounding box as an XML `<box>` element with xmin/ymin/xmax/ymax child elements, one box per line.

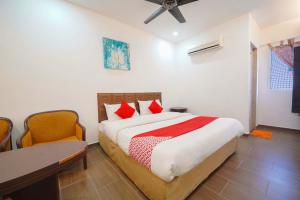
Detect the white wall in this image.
<box><xmin>0</xmin><ymin>0</ymin><xmax>177</xmax><ymax>145</ymax></box>
<box><xmin>260</xmin><ymin>18</ymin><xmax>300</xmax><ymax>45</ymax></box>
<box><xmin>257</xmin><ymin>17</ymin><xmax>300</xmax><ymax>130</ymax></box>
<box><xmin>174</xmin><ymin>15</ymin><xmax>252</xmax><ymax>133</ymax></box>
<box><xmin>249</xmin><ymin>14</ymin><xmax>261</xmax><ymax>48</ymax></box>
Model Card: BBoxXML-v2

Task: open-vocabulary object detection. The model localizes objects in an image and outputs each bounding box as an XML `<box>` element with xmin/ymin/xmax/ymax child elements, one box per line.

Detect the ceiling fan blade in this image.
<box><xmin>144</xmin><ymin>7</ymin><xmax>166</xmax><ymax>24</ymax></box>
<box><xmin>178</xmin><ymin>0</ymin><xmax>198</xmax><ymax>6</ymax></box>
<box><xmin>144</xmin><ymin>0</ymin><xmax>163</xmax><ymax>5</ymax></box>
<box><xmin>168</xmin><ymin>7</ymin><xmax>186</xmax><ymax>23</ymax></box>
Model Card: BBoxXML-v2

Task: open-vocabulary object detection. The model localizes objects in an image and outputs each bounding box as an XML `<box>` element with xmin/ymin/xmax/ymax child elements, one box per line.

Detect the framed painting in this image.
<box><xmin>102</xmin><ymin>37</ymin><xmax>131</xmax><ymax>70</ymax></box>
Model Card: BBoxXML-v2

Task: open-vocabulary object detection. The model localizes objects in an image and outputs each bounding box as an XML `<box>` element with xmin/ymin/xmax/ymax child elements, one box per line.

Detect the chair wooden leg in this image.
<box><xmin>83</xmin><ymin>155</ymin><xmax>87</xmax><ymax>170</ymax></box>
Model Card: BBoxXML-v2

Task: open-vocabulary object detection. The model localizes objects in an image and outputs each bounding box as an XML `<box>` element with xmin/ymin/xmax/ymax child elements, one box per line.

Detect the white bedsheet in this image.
<box><xmin>99</xmin><ymin>112</ymin><xmax>189</xmax><ymax>143</ymax></box>
<box><xmin>99</xmin><ymin>112</ymin><xmax>244</xmax><ymax>182</ymax></box>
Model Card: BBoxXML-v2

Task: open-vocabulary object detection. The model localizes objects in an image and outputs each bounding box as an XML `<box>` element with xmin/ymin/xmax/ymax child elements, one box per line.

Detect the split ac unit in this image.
<box><xmin>188</xmin><ymin>37</ymin><xmax>224</xmax><ymax>55</ymax></box>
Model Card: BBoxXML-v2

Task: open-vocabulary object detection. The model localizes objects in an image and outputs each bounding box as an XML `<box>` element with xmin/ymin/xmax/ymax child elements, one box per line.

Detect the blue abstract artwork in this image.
<box><xmin>102</xmin><ymin>37</ymin><xmax>131</xmax><ymax>70</ymax></box>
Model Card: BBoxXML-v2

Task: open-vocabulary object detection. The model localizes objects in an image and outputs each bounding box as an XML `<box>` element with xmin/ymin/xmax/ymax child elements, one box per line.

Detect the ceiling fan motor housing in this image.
<box><xmin>163</xmin><ymin>0</ymin><xmax>177</xmax><ymax>10</ymax></box>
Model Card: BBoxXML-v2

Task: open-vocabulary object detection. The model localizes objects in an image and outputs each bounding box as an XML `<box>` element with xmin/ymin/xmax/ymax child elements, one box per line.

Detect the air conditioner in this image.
<box><xmin>188</xmin><ymin>37</ymin><xmax>224</xmax><ymax>55</ymax></box>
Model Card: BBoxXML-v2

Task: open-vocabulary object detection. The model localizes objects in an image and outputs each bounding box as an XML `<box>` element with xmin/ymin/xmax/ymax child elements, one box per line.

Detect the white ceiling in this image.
<box><xmin>67</xmin><ymin>0</ymin><xmax>300</xmax><ymax>43</ymax></box>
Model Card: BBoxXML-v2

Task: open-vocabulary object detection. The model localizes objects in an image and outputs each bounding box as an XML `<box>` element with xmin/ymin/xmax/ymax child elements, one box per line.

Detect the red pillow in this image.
<box><xmin>148</xmin><ymin>100</ymin><xmax>163</xmax><ymax>114</ymax></box>
<box><xmin>115</xmin><ymin>101</ymin><xmax>136</xmax><ymax>119</ymax></box>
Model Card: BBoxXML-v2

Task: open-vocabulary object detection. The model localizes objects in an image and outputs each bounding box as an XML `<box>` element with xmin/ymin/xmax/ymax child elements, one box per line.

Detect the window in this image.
<box><xmin>270</xmin><ymin>50</ymin><xmax>293</xmax><ymax>89</ymax></box>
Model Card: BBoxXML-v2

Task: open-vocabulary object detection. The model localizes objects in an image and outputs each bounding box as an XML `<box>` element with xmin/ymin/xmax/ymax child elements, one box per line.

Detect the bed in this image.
<box><xmin>97</xmin><ymin>92</ymin><xmax>244</xmax><ymax>200</ymax></box>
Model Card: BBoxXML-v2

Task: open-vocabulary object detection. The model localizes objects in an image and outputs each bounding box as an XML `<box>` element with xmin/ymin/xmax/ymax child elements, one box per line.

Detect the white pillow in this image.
<box><xmin>138</xmin><ymin>100</ymin><xmax>163</xmax><ymax>115</ymax></box>
<box><xmin>104</xmin><ymin>103</ymin><xmax>139</xmax><ymax>121</ymax></box>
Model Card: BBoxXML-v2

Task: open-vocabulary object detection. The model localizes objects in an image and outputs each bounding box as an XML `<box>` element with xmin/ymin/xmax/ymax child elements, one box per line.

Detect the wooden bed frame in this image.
<box><xmin>97</xmin><ymin>92</ymin><xmax>238</xmax><ymax>200</ymax></box>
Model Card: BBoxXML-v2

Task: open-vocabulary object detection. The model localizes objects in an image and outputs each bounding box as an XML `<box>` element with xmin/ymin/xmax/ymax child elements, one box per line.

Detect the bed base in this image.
<box><xmin>99</xmin><ymin>132</ymin><xmax>238</xmax><ymax>200</ymax></box>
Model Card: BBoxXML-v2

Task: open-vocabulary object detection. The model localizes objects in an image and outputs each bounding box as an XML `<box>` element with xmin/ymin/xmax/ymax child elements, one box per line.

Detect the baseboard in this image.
<box><xmin>256</xmin><ymin>124</ymin><xmax>300</xmax><ymax>131</ymax></box>
<box><xmin>87</xmin><ymin>141</ymin><xmax>100</xmax><ymax>147</ymax></box>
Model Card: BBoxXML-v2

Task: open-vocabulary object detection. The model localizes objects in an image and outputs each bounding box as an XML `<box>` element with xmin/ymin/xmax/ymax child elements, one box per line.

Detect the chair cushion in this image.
<box><xmin>27</xmin><ymin>111</ymin><xmax>78</xmax><ymax>144</ymax></box>
<box><xmin>59</xmin><ymin>136</ymin><xmax>80</xmax><ymax>142</ymax></box>
<box><xmin>34</xmin><ymin>136</ymin><xmax>80</xmax><ymax>145</ymax></box>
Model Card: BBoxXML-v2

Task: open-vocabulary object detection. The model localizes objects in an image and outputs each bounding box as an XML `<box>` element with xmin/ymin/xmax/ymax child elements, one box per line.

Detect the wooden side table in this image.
<box><xmin>170</xmin><ymin>107</ymin><xmax>188</xmax><ymax>113</ymax></box>
<box><xmin>0</xmin><ymin>141</ymin><xmax>87</xmax><ymax>200</ymax></box>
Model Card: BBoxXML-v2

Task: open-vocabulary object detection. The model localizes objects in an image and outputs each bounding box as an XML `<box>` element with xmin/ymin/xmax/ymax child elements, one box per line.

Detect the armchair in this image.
<box><xmin>17</xmin><ymin>110</ymin><xmax>87</xmax><ymax>169</ymax></box>
<box><xmin>0</xmin><ymin>117</ymin><xmax>13</xmax><ymax>152</ymax></box>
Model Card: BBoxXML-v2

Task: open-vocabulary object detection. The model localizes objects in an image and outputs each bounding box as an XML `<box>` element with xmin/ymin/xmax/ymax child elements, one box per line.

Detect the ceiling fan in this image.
<box><xmin>144</xmin><ymin>0</ymin><xmax>198</xmax><ymax>24</ymax></box>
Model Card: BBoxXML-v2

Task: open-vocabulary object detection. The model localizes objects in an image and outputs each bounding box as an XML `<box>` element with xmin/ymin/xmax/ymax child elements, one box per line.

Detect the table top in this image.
<box><xmin>170</xmin><ymin>107</ymin><xmax>187</xmax><ymax>110</ymax></box>
<box><xmin>169</xmin><ymin>107</ymin><xmax>188</xmax><ymax>113</ymax></box>
<box><xmin>0</xmin><ymin>141</ymin><xmax>87</xmax><ymax>195</ymax></box>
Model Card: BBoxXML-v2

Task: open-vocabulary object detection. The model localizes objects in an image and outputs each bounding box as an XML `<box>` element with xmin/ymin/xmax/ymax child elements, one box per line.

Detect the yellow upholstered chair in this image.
<box><xmin>0</xmin><ymin>117</ymin><xmax>13</xmax><ymax>152</ymax></box>
<box><xmin>17</xmin><ymin>110</ymin><xmax>87</xmax><ymax>169</ymax></box>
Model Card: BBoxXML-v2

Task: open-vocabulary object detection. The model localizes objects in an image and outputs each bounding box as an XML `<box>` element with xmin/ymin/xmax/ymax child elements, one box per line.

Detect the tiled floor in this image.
<box><xmin>59</xmin><ymin>126</ymin><xmax>300</xmax><ymax>200</ymax></box>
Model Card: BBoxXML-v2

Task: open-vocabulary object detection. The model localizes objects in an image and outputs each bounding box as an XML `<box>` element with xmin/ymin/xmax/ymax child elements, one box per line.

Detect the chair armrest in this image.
<box><xmin>0</xmin><ymin>134</ymin><xmax>12</xmax><ymax>152</ymax></box>
<box><xmin>17</xmin><ymin>130</ymin><xmax>33</xmax><ymax>148</ymax></box>
<box><xmin>75</xmin><ymin>123</ymin><xmax>86</xmax><ymax>141</ymax></box>
<box><xmin>0</xmin><ymin>119</ymin><xmax>13</xmax><ymax>152</ymax></box>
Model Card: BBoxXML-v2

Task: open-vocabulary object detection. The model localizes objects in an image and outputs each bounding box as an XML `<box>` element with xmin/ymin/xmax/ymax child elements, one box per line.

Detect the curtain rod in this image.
<box><xmin>260</xmin><ymin>36</ymin><xmax>300</xmax><ymax>47</ymax></box>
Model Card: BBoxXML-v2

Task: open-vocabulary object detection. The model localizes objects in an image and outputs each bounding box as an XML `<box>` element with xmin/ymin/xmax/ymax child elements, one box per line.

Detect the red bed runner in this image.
<box><xmin>128</xmin><ymin>116</ymin><xmax>218</xmax><ymax>169</ymax></box>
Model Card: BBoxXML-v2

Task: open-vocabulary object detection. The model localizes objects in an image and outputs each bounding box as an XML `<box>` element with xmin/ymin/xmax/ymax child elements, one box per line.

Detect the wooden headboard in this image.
<box><xmin>97</xmin><ymin>92</ymin><xmax>162</xmax><ymax>122</ymax></box>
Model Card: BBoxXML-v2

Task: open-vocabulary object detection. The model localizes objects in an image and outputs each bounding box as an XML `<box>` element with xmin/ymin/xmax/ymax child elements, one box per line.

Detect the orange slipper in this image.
<box><xmin>251</xmin><ymin>130</ymin><xmax>272</xmax><ymax>139</ymax></box>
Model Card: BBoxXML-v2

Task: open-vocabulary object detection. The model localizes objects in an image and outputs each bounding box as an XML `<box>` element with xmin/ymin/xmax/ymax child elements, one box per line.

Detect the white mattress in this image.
<box><xmin>99</xmin><ymin>112</ymin><xmax>244</xmax><ymax>182</ymax></box>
